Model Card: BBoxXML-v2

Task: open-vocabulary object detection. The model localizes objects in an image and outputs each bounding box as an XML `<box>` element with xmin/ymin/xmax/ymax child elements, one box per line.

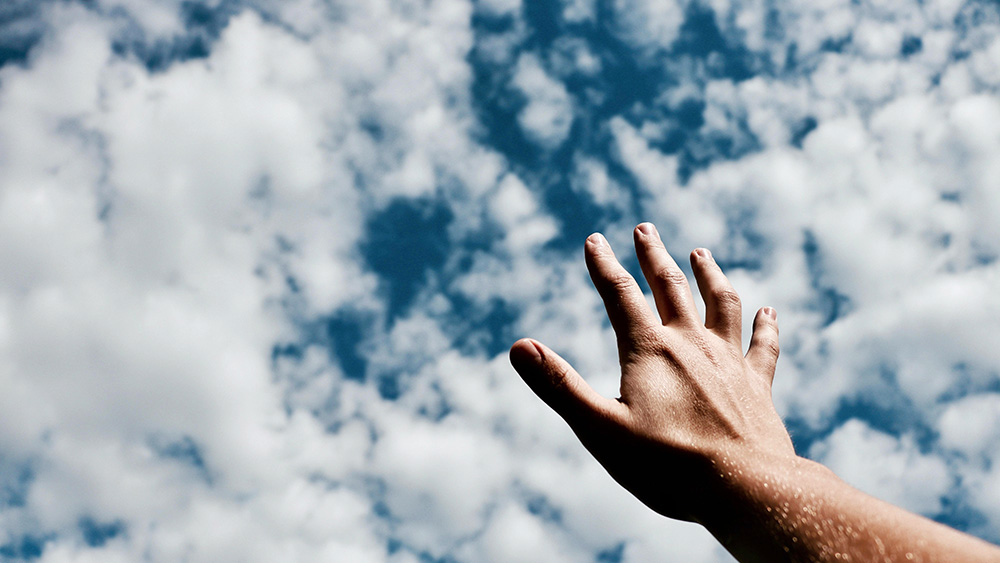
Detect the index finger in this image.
<box><xmin>584</xmin><ymin>233</ymin><xmax>658</xmax><ymax>344</ymax></box>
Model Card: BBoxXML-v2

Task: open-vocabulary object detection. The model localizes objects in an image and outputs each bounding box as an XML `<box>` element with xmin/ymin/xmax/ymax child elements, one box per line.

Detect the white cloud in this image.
<box><xmin>371</xmin><ymin>411</ymin><xmax>512</xmax><ymax>553</ymax></box>
<box><xmin>477</xmin><ymin>502</ymin><xmax>587</xmax><ymax>563</ymax></box>
<box><xmin>939</xmin><ymin>394</ymin><xmax>1000</xmax><ymax>462</ymax></box>
<box><xmin>511</xmin><ymin>52</ymin><xmax>574</xmax><ymax>150</ymax></box>
<box><xmin>610</xmin><ymin>117</ymin><xmax>727</xmax><ymax>248</ymax></box>
<box><xmin>611</xmin><ymin>0</ymin><xmax>687</xmax><ymax>55</ymax></box>
<box><xmin>810</xmin><ymin>419</ymin><xmax>951</xmax><ymax>516</ymax></box>
<box><xmin>488</xmin><ymin>173</ymin><xmax>557</xmax><ymax>251</ymax></box>
<box><xmin>550</xmin><ymin>37</ymin><xmax>602</xmax><ymax>77</ymax></box>
<box><xmin>939</xmin><ymin>394</ymin><xmax>1000</xmax><ymax>540</ymax></box>
<box><xmin>0</xmin><ymin>1</ymin><xmax>497</xmax><ymax>560</ymax></box>
<box><xmin>570</xmin><ymin>154</ymin><xmax>625</xmax><ymax>207</ymax></box>
<box><xmin>477</xmin><ymin>0</ymin><xmax>522</xmax><ymax>18</ymax></box>
<box><xmin>561</xmin><ymin>0</ymin><xmax>596</xmax><ymax>23</ymax></box>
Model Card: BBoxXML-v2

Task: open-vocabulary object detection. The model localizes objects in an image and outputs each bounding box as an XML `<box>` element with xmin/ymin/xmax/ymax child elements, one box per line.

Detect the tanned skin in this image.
<box><xmin>510</xmin><ymin>222</ymin><xmax>1000</xmax><ymax>563</ymax></box>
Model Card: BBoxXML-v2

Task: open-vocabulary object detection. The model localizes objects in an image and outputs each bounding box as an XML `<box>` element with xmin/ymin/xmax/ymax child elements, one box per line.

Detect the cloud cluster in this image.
<box><xmin>1</xmin><ymin>0</ymin><xmax>1000</xmax><ymax>561</ymax></box>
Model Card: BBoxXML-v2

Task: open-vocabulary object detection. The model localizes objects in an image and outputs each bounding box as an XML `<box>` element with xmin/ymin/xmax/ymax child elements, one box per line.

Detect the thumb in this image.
<box><xmin>510</xmin><ymin>338</ymin><xmax>623</xmax><ymax>427</ymax></box>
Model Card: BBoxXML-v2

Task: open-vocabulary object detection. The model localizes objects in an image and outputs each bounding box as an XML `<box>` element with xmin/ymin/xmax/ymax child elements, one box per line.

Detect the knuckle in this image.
<box><xmin>623</xmin><ymin>325</ymin><xmax>664</xmax><ymax>356</ymax></box>
<box><xmin>654</xmin><ymin>266</ymin><xmax>688</xmax><ymax>288</ymax></box>
<box><xmin>546</xmin><ymin>362</ymin><xmax>575</xmax><ymax>393</ymax></box>
<box><xmin>760</xmin><ymin>339</ymin><xmax>780</xmax><ymax>358</ymax></box>
<box><xmin>606</xmin><ymin>272</ymin><xmax>636</xmax><ymax>293</ymax></box>
<box><xmin>757</xmin><ymin>318</ymin><xmax>778</xmax><ymax>336</ymax></box>
<box><xmin>712</xmin><ymin>288</ymin><xmax>742</xmax><ymax>310</ymax></box>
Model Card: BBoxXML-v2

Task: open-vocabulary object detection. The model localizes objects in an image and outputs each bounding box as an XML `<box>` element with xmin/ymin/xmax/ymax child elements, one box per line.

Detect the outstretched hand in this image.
<box><xmin>511</xmin><ymin>222</ymin><xmax>1000</xmax><ymax>563</ymax></box>
<box><xmin>509</xmin><ymin>222</ymin><xmax>795</xmax><ymax>524</ymax></box>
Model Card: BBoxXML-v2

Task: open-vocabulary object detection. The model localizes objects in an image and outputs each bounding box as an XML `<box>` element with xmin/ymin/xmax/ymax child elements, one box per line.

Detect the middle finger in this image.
<box><xmin>633</xmin><ymin>223</ymin><xmax>699</xmax><ymax>326</ymax></box>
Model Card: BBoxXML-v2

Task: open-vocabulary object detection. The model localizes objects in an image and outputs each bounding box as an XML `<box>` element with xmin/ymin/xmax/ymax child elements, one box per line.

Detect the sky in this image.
<box><xmin>1</xmin><ymin>0</ymin><xmax>1000</xmax><ymax>561</ymax></box>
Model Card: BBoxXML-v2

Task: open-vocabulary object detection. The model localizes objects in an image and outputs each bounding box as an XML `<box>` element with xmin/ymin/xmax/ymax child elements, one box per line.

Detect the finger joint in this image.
<box><xmin>653</xmin><ymin>266</ymin><xmax>688</xmax><ymax>288</ymax></box>
<box><xmin>605</xmin><ymin>272</ymin><xmax>637</xmax><ymax>294</ymax></box>
<box><xmin>712</xmin><ymin>288</ymin><xmax>742</xmax><ymax>313</ymax></box>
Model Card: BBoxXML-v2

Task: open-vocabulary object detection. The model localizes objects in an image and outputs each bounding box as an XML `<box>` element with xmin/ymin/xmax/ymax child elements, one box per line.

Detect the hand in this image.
<box><xmin>510</xmin><ymin>222</ymin><xmax>796</xmax><ymax>524</ymax></box>
<box><xmin>512</xmin><ymin>222</ymin><xmax>1000</xmax><ymax>562</ymax></box>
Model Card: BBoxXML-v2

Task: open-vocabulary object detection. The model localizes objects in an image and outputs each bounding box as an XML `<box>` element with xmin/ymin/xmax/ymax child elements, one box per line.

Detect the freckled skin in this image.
<box><xmin>510</xmin><ymin>223</ymin><xmax>1000</xmax><ymax>563</ymax></box>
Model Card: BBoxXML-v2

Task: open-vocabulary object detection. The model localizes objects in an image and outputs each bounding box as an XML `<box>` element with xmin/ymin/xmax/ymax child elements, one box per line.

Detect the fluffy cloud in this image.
<box><xmin>810</xmin><ymin>419</ymin><xmax>951</xmax><ymax>516</ymax></box>
<box><xmin>511</xmin><ymin>53</ymin><xmax>574</xmax><ymax>150</ymax></box>
<box><xmin>939</xmin><ymin>394</ymin><xmax>1000</xmax><ymax>541</ymax></box>
<box><xmin>611</xmin><ymin>0</ymin><xmax>687</xmax><ymax>55</ymax></box>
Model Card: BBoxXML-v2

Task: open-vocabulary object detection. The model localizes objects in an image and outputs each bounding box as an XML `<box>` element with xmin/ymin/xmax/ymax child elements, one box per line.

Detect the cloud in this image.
<box><xmin>511</xmin><ymin>53</ymin><xmax>574</xmax><ymax>150</ymax></box>
<box><xmin>810</xmin><ymin>419</ymin><xmax>951</xmax><ymax>516</ymax></box>
<box><xmin>939</xmin><ymin>393</ymin><xmax>1000</xmax><ymax>541</ymax></box>
<box><xmin>476</xmin><ymin>0</ymin><xmax>522</xmax><ymax>18</ymax></box>
<box><xmin>611</xmin><ymin>0</ymin><xmax>687</xmax><ymax>55</ymax></box>
<box><xmin>561</xmin><ymin>0</ymin><xmax>596</xmax><ymax>24</ymax></box>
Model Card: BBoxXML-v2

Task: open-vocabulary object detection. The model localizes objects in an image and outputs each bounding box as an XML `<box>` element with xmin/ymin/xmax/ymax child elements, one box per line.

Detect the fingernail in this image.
<box><xmin>586</xmin><ymin>232</ymin><xmax>607</xmax><ymax>248</ymax></box>
<box><xmin>695</xmin><ymin>248</ymin><xmax>712</xmax><ymax>259</ymax></box>
<box><xmin>637</xmin><ymin>222</ymin><xmax>657</xmax><ymax>237</ymax></box>
<box><xmin>510</xmin><ymin>339</ymin><xmax>543</xmax><ymax>369</ymax></box>
<box><xmin>763</xmin><ymin>307</ymin><xmax>777</xmax><ymax>320</ymax></box>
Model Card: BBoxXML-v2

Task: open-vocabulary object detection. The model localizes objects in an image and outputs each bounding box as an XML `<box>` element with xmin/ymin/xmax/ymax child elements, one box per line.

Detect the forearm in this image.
<box><xmin>702</xmin><ymin>454</ymin><xmax>1000</xmax><ymax>563</ymax></box>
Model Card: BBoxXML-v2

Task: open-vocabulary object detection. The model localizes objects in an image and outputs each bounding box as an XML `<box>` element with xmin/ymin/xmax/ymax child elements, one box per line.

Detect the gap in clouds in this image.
<box><xmin>0</xmin><ymin>1</ymin><xmax>44</xmax><ymax>70</ymax></box>
<box><xmin>363</xmin><ymin>198</ymin><xmax>454</xmax><ymax>318</ymax></box>
<box><xmin>110</xmin><ymin>1</ymin><xmax>238</xmax><ymax>73</ymax></box>
<box><xmin>13</xmin><ymin>0</ymin><xmax>241</xmax><ymax>74</ymax></box>
<box><xmin>77</xmin><ymin>516</ymin><xmax>125</xmax><ymax>549</ymax></box>
<box><xmin>0</xmin><ymin>535</ymin><xmax>48</xmax><ymax>561</ymax></box>
<box><xmin>273</xmin><ymin>188</ymin><xmax>526</xmax><ymax>405</ymax></box>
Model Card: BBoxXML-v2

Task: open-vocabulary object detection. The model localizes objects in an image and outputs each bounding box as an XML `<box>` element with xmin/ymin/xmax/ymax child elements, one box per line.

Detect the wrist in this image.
<box><xmin>696</xmin><ymin>451</ymin><xmax>824</xmax><ymax>536</ymax></box>
<box><xmin>696</xmin><ymin>452</ymin><xmax>840</xmax><ymax>561</ymax></box>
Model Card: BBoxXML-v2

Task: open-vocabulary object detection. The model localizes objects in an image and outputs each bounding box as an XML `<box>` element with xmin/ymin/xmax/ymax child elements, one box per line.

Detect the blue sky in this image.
<box><xmin>2</xmin><ymin>0</ymin><xmax>1000</xmax><ymax>561</ymax></box>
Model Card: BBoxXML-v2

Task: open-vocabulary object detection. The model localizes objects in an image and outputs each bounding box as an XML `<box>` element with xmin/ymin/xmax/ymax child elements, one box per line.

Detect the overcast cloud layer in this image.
<box><xmin>1</xmin><ymin>0</ymin><xmax>1000</xmax><ymax>561</ymax></box>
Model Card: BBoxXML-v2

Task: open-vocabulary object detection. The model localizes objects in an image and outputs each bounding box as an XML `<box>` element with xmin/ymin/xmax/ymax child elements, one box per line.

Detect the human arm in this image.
<box><xmin>509</xmin><ymin>222</ymin><xmax>1000</xmax><ymax>562</ymax></box>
